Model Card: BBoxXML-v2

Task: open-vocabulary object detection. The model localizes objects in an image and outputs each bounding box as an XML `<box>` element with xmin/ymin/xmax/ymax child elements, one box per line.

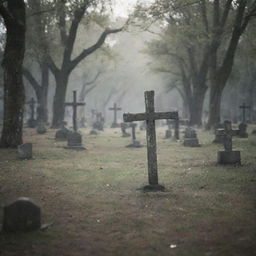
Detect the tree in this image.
<box><xmin>45</xmin><ymin>0</ymin><xmax>124</xmax><ymax>128</ymax></box>
<box><xmin>207</xmin><ymin>0</ymin><xmax>256</xmax><ymax>129</ymax></box>
<box><xmin>0</xmin><ymin>0</ymin><xmax>26</xmax><ymax>148</ymax></box>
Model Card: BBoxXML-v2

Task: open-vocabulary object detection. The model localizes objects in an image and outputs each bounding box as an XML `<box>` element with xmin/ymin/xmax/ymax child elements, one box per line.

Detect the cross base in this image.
<box><xmin>143</xmin><ymin>184</ymin><xmax>165</xmax><ymax>192</ymax></box>
<box><xmin>217</xmin><ymin>151</ymin><xmax>241</xmax><ymax>165</ymax></box>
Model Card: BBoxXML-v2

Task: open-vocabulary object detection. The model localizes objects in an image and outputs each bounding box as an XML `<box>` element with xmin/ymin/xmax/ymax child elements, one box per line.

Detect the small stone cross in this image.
<box><xmin>239</xmin><ymin>103</ymin><xmax>251</xmax><ymax>123</ymax></box>
<box><xmin>65</xmin><ymin>91</ymin><xmax>86</xmax><ymax>132</ymax></box>
<box><xmin>123</xmin><ymin>91</ymin><xmax>178</xmax><ymax>188</ymax></box>
<box><xmin>219</xmin><ymin>121</ymin><xmax>236</xmax><ymax>151</ymax></box>
<box><xmin>109</xmin><ymin>103</ymin><xmax>122</xmax><ymax>127</ymax></box>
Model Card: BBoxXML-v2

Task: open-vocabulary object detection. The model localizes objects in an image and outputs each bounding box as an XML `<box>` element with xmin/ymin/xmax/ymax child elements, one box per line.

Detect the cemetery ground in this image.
<box><xmin>0</xmin><ymin>126</ymin><xmax>256</xmax><ymax>256</ymax></box>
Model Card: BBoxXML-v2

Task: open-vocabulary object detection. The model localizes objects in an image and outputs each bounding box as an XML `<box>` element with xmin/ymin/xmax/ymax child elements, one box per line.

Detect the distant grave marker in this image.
<box><xmin>64</xmin><ymin>91</ymin><xmax>86</xmax><ymax>149</ymax></box>
<box><xmin>239</xmin><ymin>102</ymin><xmax>251</xmax><ymax>123</ymax></box>
<box><xmin>3</xmin><ymin>198</ymin><xmax>41</xmax><ymax>232</ymax></box>
<box><xmin>123</xmin><ymin>91</ymin><xmax>178</xmax><ymax>191</ymax></box>
<box><xmin>217</xmin><ymin>120</ymin><xmax>241</xmax><ymax>165</ymax></box>
<box><xmin>109</xmin><ymin>103</ymin><xmax>122</xmax><ymax>128</ymax></box>
<box><xmin>183</xmin><ymin>127</ymin><xmax>200</xmax><ymax>147</ymax></box>
<box><xmin>126</xmin><ymin>123</ymin><xmax>142</xmax><ymax>148</ymax></box>
<box><xmin>165</xmin><ymin>120</ymin><xmax>172</xmax><ymax>139</ymax></box>
<box><xmin>18</xmin><ymin>143</ymin><xmax>33</xmax><ymax>160</ymax></box>
<box><xmin>55</xmin><ymin>121</ymin><xmax>71</xmax><ymax>141</ymax></box>
<box><xmin>37</xmin><ymin>120</ymin><xmax>47</xmax><ymax>134</ymax></box>
<box><xmin>121</xmin><ymin>122</ymin><xmax>131</xmax><ymax>137</ymax></box>
<box><xmin>92</xmin><ymin>112</ymin><xmax>104</xmax><ymax>131</ymax></box>
<box><xmin>26</xmin><ymin>98</ymin><xmax>37</xmax><ymax>128</ymax></box>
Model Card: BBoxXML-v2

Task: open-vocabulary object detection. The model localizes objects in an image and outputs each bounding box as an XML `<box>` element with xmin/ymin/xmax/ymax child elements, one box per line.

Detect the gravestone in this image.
<box><xmin>55</xmin><ymin>121</ymin><xmax>70</xmax><ymax>141</ymax></box>
<box><xmin>213</xmin><ymin>123</ymin><xmax>225</xmax><ymax>143</ymax></box>
<box><xmin>123</xmin><ymin>91</ymin><xmax>178</xmax><ymax>191</ymax></box>
<box><xmin>27</xmin><ymin>98</ymin><xmax>37</xmax><ymax>128</ymax></box>
<box><xmin>36</xmin><ymin>121</ymin><xmax>47</xmax><ymax>134</ymax></box>
<box><xmin>3</xmin><ymin>198</ymin><xmax>41</xmax><ymax>232</ymax></box>
<box><xmin>252</xmin><ymin>129</ymin><xmax>256</xmax><ymax>135</ymax></box>
<box><xmin>92</xmin><ymin>112</ymin><xmax>104</xmax><ymax>131</ymax></box>
<box><xmin>183</xmin><ymin>127</ymin><xmax>200</xmax><ymax>147</ymax></box>
<box><xmin>18</xmin><ymin>143</ymin><xmax>32</xmax><ymax>160</ymax></box>
<box><xmin>174</xmin><ymin>117</ymin><xmax>180</xmax><ymax>140</ymax></box>
<box><xmin>139</xmin><ymin>120</ymin><xmax>146</xmax><ymax>130</ymax></box>
<box><xmin>121</xmin><ymin>122</ymin><xmax>131</xmax><ymax>137</ymax></box>
<box><xmin>126</xmin><ymin>123</ymin><xmax>142</xmax><ymax>148</ymax></box>
<box><xmin>109</xmin><ymin>103</ymin><xmax>122</xmax><ymax>128</ymax></box>
<box><xmin>165</xmin><ymin>120</ymin><xmax>172</xmax><ymax>139</ymax></box>
<box><xmin>238</xmin><ymin>122</ymin><xmax>248</xmax><ymax>138</ymax></box>
<box><xmin>217</xmin><ymin>121</ymin><xmax>241</xmax><ymax>165</ymax></box>
<box><xmin>64</xmin><ymin>91</ymin><xmax>86</xmax><ymax>150</ymax></box>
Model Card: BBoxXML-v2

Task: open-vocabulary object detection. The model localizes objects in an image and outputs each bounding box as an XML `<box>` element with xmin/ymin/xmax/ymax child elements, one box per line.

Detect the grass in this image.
<box><xmin>0</xmin><ymin>125</ymin><xmax>256</xmax><ymax>256</ymax></box>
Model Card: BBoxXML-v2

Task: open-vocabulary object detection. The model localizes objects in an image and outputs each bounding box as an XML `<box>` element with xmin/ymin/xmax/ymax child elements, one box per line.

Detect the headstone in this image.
<box><xmin>89</xmin><ymin>129</ymin><xmax>98</xmax><ymax>135</ymax></box>
<box><xmin>213</xmin><ymin>123</ymin><xmax>225</xmax><ymax>143</ymax></box>
<box><xmin>36</xmin><ymin>121</ymin><xmax>47</xmax><ymax>134</ymax></box>
<box><xmin>92</xmin><ymin>112</ymin><xmax>104</xmax><ymax>131</ymax></box>
<box><xmin>139</xmin><ymin>120</ymin><xmax>146</xmax><ymax>130</ymax></box>
<box><xmin>252</xmin><ymin>129</ymin><xmax>256</xmax><ymax>135</ymax></box>
<box><xmin>65</xmin><ymin>131</ymin><xmax>86</xmax><ymax>150</ymax></box>
<box><xmin>174</xmin><ymin>117</ymin><xmax>180</xmax><ymax>140</ymax></box>
<box><xmin>126</xmin><ymin>123</ymin><xmax>142</xmax><ymax>148</ymax></box>
<box><xmin>18</xmin><ymin>143</ymin><xmax>32</xmax><ymax>160</ymax></box>
<box><xmin>238</xmin><ymin>122</ymin><xmax>248</xmax><ymax>138</ymax></box>
<box><xmin>55</xmin><ymin>121</ymin><xmax>70</xmax><ymax>141</ymax></box>
<box><xmin>217</xmin><ymin>120</ymin><xmax>241</xmax><ymax>165</ymax></box>
<box><xmin>27</xmin><ymin>98</ymin><xmax>37</xmax><ymax>128</ymax></box>
<box><xmin>183</xmin><ymin>127</ymin><xmax>200</xmax><ymax>147</ymax></box>
<box><xmin>121</xmin><ymin>122</ymin><xmax>131</xmax><ymax>137</ymax></box>
<box><xmin>109</xmin><ymin>103</ymin><xmax>122</xmax><ymax>128</ymax></box>
<box><xmin>123</xmin><ymin>91</ymin><xmax>178</xmax><ymax>191</ymax></box>
<box><xmin>165</xmin><ymin>120</ymin><xmax>172</xmax><ymax>139</ymax></box>
<box><xmin>3</xmin><ymin>197</ymin><xmax>41</xmax><ymax>232</ymax></box>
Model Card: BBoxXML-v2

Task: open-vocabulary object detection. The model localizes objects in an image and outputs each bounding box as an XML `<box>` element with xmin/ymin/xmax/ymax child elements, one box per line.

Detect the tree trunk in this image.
<box><xmin>0</xmin><ymin>0</ymin><xmax>26</xmax><ymax>148</ymax></box>
<box><xmin>51</xmin><ymin>74</ymin><xmax>68</xmax><ymax>128</ymax></box>
<box><xmin>37</xmin><ymin>63</ymin><xmax>49</xmax><ymax>123</ymax></box>
<box><xmin>189</xmin><ymin>88</ymin><xmax>207</xmax><ymax>127</ymax></box>
<box><xmin>207</xmin><ymin>84</ymin><xmax>224</xmax><ymax>129</ymax></box>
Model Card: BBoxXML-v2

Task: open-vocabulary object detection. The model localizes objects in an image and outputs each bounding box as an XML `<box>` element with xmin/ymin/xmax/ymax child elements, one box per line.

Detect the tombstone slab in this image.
<box><xmin>89</xmin><ymin>129</ymin><xmax>98</xmax><ymax>135</ymax></box>
<box><xmin>3</xmin><ymin>197</ymin><xmax>41</xmax><ymax>232</ymax></box>
<box><xmin>238</xmin><ymin>123</ymin><xmax>248</xmax><ymax>138</ymax></box>
<box><xmin>55</xmin><ymin>127</ymin><xmax>70</xmax><ymax>141</ymax></box>
<box><xmin>37</xmin><ymin>122</ymin><xmax>47</xmax><ymax>134</ymax></box>
<box><xmin>183</xmin><ymin>127</ymin><xmax>200</xmax><ymax>147</ymax></box>
<box><xmin>18</xmin><ymin>143</ymin><xmax>32</xmax><ymax>160</ymax></box>
<box><xmin>165</xmin><ymin>129</ymin><xmax>172</xmax><ymax>139</ymax></box>
<box><xmin>218</xmin><ymin>151</ymin><xmax>241</xmax><ymax>165</ymax></box>
<box><xmin>65</xmin><ymin>131</ymin><xmax>86</xmax><ymax>150</ymax></box>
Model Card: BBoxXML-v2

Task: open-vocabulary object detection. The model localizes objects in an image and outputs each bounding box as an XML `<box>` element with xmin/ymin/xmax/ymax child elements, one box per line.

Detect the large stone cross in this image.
<box><xmin>65</xmin><ymin>91</ymin><xmax>86</xmax><ymax>132</ymax></box>
<box><xmin>239</xmin><ymin>102</ymin><xmax>251</xmax><ymax>123</ymax></box>
<box><xmin>109</xmin><ymin>103</ymin><xmax>122</xmax><ymax>128</ymax></box>
<box><xmin>123</xmin><ymin>91</ymin><xmax>178</xmax><ymax>189</ymax></box>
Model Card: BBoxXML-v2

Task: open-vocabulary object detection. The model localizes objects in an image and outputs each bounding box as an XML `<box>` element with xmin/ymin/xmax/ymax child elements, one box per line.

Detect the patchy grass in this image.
<box><xmin>0</xmin><ymin>125</ymin><xmax>256</xmax><ymax>256</ymax></box>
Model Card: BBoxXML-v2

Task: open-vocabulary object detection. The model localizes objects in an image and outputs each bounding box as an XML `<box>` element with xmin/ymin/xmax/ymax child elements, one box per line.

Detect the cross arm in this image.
<box><xmin>123</xmin><ymin>111</ymin><xmax>178</xmax><ymax>122</ymax></box>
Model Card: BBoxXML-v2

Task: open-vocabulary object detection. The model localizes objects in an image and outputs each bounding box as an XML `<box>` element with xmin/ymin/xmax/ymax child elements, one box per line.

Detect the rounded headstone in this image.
<box><xmin>37</xmin><ymin>122</ymin><xmax>47</xmax><ymax>134</ymax></box>
<box><xmin>18</xmin><ymin>143</ymin><xmax>32</xmax><ymax>160</ymax></box>
<box><xmin>3</xmin><ymin>197</ymin><xmax>41</xmax><ymax>232</ymax></box>
<box><xmin>67</xmin><ymin>131</ymin><xmax>82</xmax><ymax>147</ymax></box>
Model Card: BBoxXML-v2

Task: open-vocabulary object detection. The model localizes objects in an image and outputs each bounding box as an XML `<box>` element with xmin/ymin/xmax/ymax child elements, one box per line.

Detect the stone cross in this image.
<box><xmin>109</xmin><ymin>103</ymin><xmax>122</xmax><ymax>127</ymax></box>
<box><xmin>174</xmin><ymin>117</ymin><xmax>180</xmax><ymax>140</ymax></box>
<box><xmin>65</xmin><ymin>91</ymin><xmax>86</xmax><ymax>132</ymax></box>
<box><xmin>219</xmin><ymin>121</ymin><xmax>236</xmax><ymax>151</ymax></box>
<box><xmin>239</xmin><ymin>102</ymin><xmax>251</xmax><ymax>123</ymax></box>
<box><xmin>123</xmin><ymin>91</ymin><xmax>178</xmax><ymax>188</ymax></box>
<box><xmin>27</xmin><ymin>97</ymin><xmax>36</xmax><ymax>121</ymax></box>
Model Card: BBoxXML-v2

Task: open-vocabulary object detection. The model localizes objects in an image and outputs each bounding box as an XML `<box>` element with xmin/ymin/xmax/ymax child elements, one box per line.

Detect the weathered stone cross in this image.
<box><xmin>123</xmin><ymin>91</ymin><xmax>178</xmax><ymax>189</ymax></box>
<box><xmin>239</xmin><ymin>102</ymin><xmax>251</xmax><ymax>123</ymax></box>
<box><xmin>65</xmin><ymin>91</ymin><xmax>86</xmax><ymax>132</ymax></box>
<box><xmin>109</xmin><ymin>103</ymin><xmax>122</xmax><ymax>128</ymax></box>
